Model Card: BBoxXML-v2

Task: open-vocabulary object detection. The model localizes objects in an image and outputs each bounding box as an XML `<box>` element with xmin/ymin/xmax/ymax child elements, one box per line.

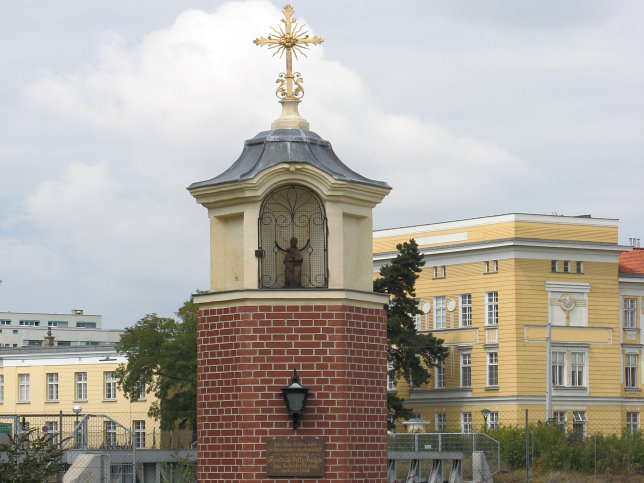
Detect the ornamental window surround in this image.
<box><xmin>257</xmin><ymin>184</ymin><xmax>328</xmax><ymax>289</ymax></box>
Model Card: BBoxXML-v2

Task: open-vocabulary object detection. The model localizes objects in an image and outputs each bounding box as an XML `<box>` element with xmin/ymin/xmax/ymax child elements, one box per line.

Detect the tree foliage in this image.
<box><xmin>0</xmin><ymin>429</ymin><xmax>67</xmax><ymax>482</ymax></box>
<box><xmin>373</xmin><ymin>239</ymin><xmax>448</xmax><ymax>429</ymax></box>
<box><xmin>115</xmin><ymin>297</ymin><xmax>197</xmax><ymax>431</ymax></box>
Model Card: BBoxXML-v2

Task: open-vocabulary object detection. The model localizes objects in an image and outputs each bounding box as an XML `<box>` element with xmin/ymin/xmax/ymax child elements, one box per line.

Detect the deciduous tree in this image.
<box><xmin>115</xmin><ymin>297</ymin><xmax>197</xmax><ymax>431</ymax></box>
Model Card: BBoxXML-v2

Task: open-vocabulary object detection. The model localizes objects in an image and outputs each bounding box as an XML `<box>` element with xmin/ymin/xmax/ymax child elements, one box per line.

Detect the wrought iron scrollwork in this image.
<box><xmin>258</xmin><ymin>184</ymin><xmax>328</xmax><ymax>288</ymax></box>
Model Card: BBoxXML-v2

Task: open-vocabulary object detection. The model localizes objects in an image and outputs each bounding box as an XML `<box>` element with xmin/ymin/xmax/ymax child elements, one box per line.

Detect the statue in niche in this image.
<box><xmin>283</xmin><ymin>237</ymin><xmax>303</xmax><ymax>287</ymax></box>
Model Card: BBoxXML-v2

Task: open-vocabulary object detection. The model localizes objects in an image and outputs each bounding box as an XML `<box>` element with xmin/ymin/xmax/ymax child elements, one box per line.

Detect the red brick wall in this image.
<box><xmin>196</xmin><ymin>303</ymin><xmax>388</xmax><ymax>482</ymax></box>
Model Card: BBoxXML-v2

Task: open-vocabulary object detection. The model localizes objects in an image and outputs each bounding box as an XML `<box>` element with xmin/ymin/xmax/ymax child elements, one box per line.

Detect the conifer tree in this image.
<box><xmin>374</xmin><ymin>239</ymin><xmax>448</xmax><ymax>429</ymax></box>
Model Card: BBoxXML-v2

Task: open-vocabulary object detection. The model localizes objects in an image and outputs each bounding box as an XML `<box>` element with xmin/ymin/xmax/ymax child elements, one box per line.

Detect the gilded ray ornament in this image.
<box><xmin>254</xmin><ymin>5</ymin><xmax>323</xmax><ymax>100</ymax></box>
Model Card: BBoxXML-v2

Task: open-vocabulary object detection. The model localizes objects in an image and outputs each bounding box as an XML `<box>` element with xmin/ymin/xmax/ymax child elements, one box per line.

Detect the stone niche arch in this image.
<box><xmin>257</xmin><ymin>184</ymin><xmax>328</xmax><ymax>288</ymax></box>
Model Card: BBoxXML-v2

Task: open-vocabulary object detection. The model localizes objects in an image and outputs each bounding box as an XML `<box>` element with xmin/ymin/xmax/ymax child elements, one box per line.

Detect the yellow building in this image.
<box><xmin>0</xmin><ymin>344</ymin><xmax>160</xmax><ymax>449</ymax></box>
<box><xmin>374</xmin><ymin>213</ymin><xmax>643</xmax><ymax>435</ymax></box>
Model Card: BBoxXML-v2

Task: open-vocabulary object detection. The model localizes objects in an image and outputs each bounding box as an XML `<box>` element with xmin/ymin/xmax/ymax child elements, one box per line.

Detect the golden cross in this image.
<box><xmin>254</xmin><ymin>5</ymin><xmax>323</xmax><ymax>100</ymax></box>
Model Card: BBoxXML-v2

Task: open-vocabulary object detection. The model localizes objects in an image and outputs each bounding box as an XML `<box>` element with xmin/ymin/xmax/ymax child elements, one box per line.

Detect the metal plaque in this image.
<box><xmin>266</xmin><ymin>438</ymin><xmax>325</xmax><ymax>478</ymax></box>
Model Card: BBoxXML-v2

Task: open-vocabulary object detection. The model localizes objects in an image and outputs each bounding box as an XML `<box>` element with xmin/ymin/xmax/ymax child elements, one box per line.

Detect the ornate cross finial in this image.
<box><xmin>254</xmin><ymin>5</ymin><xmax>323</xmax><ymax>101</ymax></box>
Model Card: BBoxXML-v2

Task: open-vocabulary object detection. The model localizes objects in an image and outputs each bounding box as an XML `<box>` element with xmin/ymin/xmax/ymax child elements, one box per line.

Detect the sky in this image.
<box><xmin>1</xmin><ymin>0</ymin><xmax>642</xmax><ymax>329</ymax></box>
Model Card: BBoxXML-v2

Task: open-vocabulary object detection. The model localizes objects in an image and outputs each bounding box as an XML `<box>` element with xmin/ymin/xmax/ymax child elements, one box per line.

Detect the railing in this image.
<box><xmin>389</xmin><ymin>432</ymin><xmax>500</xmax><ymax>475</ymax></box>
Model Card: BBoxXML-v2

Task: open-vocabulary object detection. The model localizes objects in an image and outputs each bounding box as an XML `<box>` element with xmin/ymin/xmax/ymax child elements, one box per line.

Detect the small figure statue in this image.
<box><xmin>284</xmin><ymin>237</ymin><xmax>303</xmax><ymax>287</ymax></box>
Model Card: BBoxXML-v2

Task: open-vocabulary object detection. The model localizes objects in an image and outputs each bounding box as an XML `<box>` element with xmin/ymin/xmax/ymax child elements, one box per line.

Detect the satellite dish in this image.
<box><xmin>447</xmin><ymin>299</ymin><xmax>456</xmax><ymax>312</ymax></box>
<box><xmin>421</xmin><ymin>301</ymin><xmax>431</xmax><ymax>314</ymax></box>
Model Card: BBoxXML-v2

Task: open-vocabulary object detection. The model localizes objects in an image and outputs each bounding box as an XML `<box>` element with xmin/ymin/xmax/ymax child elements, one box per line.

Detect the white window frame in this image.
<box><xmin>412</xmin><ymin>298</ymin><xmax>422</xmax><ymax>331</ymax></box>
<box><xmin>435</xmin><ymin>361</ymin><xmax>445</xmax><ymax>389</ymax></box>
<box><xmin>554</xmin><ymin>411</ymin><xmax>567</xmax><ymax>432</ymax></box>
<box><xmin>459</xmin><ymin>294</ymin><xmax>472</xmax><ymax>327</ymax></box>
<box><xmin>552</xmin><ymin>351</ymin><xmax>566</xmax><ymax>386</ymax></box>
<box><xmin>563</xmin><ymin>260</ymin><xmax>571</xmax><ymax>273</ymax></box>
<box><xmin>45</xmin><ymin>421</ymin><xmax>59</xmax><ymax>443</ymax></box>
<box><xmin>104</xmin><ymin>421</ymin><xmax>117</xmax><ymax>448</ymax></box>
<box><xmin>572</xmin><ymin>411</ymin><xmax>587</xmax><ymax>438</ymax></box>
<box><xmin>104</xmin><ymin>372</ymin><xmax>117</xmax><ymax>400</ymax></box>
<box><xmin>487</xmin><ymin>352</ymin><xmax>498</xmax><ymax>387</ymax></box>
<box><xmin>624</xmin><ymin>298</ymin><xmax>637</xmax><ymax>329</ymax></box>
<box><xmin>551</xmin><ymin>260</ymin><xmax>559</xmax><ymax>273</ymax></box>
<box><xmin>570</xmin><ymin>352</ymin><xmax>585</xmax><ymax>387</ymax></box>
<box><xmin>436</xmin><ymin>413</ymin><xmax>446</xmax><ymax>432</ymax></box>
<box><xmin>0</xmin><ymin>375</ymin><xmax>3</xmax><ymax>402</ymax></box>
<box><xmin>625</xmin><ymin>353</ymin><xmax>638</xmax><ymax>389</ymax></box>
<box><xmin>47</xmin><ymin>373</ymin><xmax>59</xmax><ymax>401</ymax></box>
<box><xmin>461</xmin><ymin>352</ymin><xmax>471</xmax><ymax>388</ymax></box>
<box><xmin>433</xmin><ymin>266</ymin><xmax>446</xmax><ymax>279</ymax></box>
<box><xmin>627</xmin><ymin>412</ymin><xmax>640</xmax><ymax>434</ymax></box>
<box><xmin>434</xmin><ymin>296</ymin><xmax>446</xmax><ymax>330</ymax></box>
<box><xmin>134</xmin><ymin>420</ymin><xmax>146</xmax><ymax>449</ymax></box>
<box><xmin>387</xmin><ymin>362</ymin><xmax>396</xmax><ymax>391</ymax></box>
<box><xmin>461</xmin><ymin>412</ymin><xmax>473</xmax><ymax>434</ymax></box>
<box><xmin>576</xmin><ymin>261</ymin><xmax>584</xmax><ymax>274</ymax></box>
<box><xmin>488</xmin><ymin>411</ymin><xmax>499</xmax><ymax>430</ymax></box>
<box><xmin>18</xmin><ymin>374</ymin><xmax>30</xmax><ymax>402</ymax></box>
<box><xmin>485</xmin><ymin>292</ymin><xmax>498</xmax><ymax>326</ymax></box>
<box><xmin>76</xmin><ymin>372</ymin><xmax>87</xmax><ymax>401</ymax></box>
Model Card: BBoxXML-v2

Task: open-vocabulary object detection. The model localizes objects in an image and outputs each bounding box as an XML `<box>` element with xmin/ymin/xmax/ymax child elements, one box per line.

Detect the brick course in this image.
<box><xmin>196</xmin><ymin>303</ymin><xmax>388</xmax><ymax>481</ymax></box>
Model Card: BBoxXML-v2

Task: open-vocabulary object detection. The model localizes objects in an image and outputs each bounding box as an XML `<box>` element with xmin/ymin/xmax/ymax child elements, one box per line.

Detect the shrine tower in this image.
<box><xmin>188</xmin><ymin>6</ymin><xmax>390</xmax><ymax>481</ymax></box>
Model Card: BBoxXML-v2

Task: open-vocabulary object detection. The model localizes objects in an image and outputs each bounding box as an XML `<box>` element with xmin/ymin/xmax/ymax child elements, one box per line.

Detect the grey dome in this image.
<box><xmin>188</xmin><ymin>129</ymin><xmax>390</xmax><ymax>190</ymax></box>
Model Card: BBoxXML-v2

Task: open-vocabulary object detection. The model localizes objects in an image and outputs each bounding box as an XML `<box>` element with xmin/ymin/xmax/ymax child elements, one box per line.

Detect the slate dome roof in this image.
<box><xmin>188</xmin><ymin>129</ymin><xmax>390</xmax><ymax>191</ymax></box>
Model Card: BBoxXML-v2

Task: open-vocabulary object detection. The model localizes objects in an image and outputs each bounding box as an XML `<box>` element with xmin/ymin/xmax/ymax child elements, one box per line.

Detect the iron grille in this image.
<box><xmin>258</xmin><ymin>184</ymin><xmax>328</xmax><ymax>288</ymax></box>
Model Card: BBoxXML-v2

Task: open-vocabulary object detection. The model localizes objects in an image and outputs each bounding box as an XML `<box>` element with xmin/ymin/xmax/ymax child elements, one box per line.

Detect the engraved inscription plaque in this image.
<box><xmin>266</xmin><ymin>438</ymin><xmax>325</xmax><ymax>477</ymax></box>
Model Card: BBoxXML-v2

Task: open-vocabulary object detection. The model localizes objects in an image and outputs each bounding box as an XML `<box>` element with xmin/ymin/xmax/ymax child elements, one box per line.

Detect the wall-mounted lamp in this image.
<box><xmin>281</xmin><ymin>369</ymin><xmax>310</xmax><ymax>430</ymax></box>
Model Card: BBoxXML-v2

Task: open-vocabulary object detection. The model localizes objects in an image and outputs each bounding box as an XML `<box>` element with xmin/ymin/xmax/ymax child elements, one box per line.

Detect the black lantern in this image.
<box><xmin>281</xmin><ymin>369</ymin><xmax>310</xmax><ymax>430</ymax></box>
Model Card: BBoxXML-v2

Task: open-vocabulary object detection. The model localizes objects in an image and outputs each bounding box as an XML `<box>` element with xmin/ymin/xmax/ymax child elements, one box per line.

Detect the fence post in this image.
<box><xmin>525</xmin><ymin>409</ymin><xmax>530</xmax><ymax>483</ymax></box>
<box><xmin>438</xmin><ymin>433</ymin><xmax>442</xmax><ymax>452</ymax></box>
<box><xmin>594</xmin><ymin>432</ymin><xmax>597</xmax><ymax>476</ymax></box>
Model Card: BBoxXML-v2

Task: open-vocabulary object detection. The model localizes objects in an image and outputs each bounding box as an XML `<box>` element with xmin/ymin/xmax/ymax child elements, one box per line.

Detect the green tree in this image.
<box><xmin>115</xmin><ymin>297</ymin><xmax>197</xmax><ymax>431</ymax></box>
<box><xmin>373</xmin><ymin>239</ymin><xmax>448</xmax><ymax>429</ymax></box>
<box><xmin>0</xmin><ymin>429</ymin><xmax>67</xmax><ymax>482</ymax></box>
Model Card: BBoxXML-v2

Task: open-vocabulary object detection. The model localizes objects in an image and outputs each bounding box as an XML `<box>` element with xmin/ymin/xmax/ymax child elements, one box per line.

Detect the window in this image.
<box><xmin>134</xmin><ymin>420</ymin><xmax>146</xmax><ymax>449</ymax></box>
<box><xmin>484</xmin><ymin>260</ymin><xmax>498</xmax><ymax>274</ymax></box>
<box><xmin>47</xmin><ymin>373</ymin><xmax>58</xmax><ymax>401</ymax></box>
<box><xmin>387</xmin><ymin>362</ymin><xmax>396</xmax><ymax>391</ymax></box>
<box><xmin>258</xmin><ymin>185</ymin><xmax>328</xmax><ymax>289</ymax></box>
<box><xmin>0</xmin><ymin>375</ymin><xmax>3</xmax><ymax>402</ymax></box>
<box><xmin>104</xmin><ymin>372</ymin><xmax>116</xmax><ymax>400</ymax></box>
<box><xmin>461</xmin><ymin>412</ymin><xmax>473</xmax><ymax>433</ymax></box>
<box><xmin>19</xmin><ymin>374</ymin><xmax>30</xmax><ymax>402</ymax></box>
<box><xmin>19</xmin><ymin>320</ymin><xmax>40</xmax><ymax>326</ymax></box>
<box><xmin>572</xmin><ymin>411</ymin><xmax>587</xmax><ymax>438</ymax></box>
<box><xmin>76</xmin><ymin>321</ymin><xmax>97</xmax><ymax>328</ymax></box>
<box><xmin>104</xmin><ymin>421</ymin><xmax>117</xmax><ymax>448</ymax></box>
<box><xmin>459</xmin><ymin>294</ymin><xmax>472</xmax><ymax>327</ymax></box>
<box><xmin>552</xmin><ymin>352</ymin><xmax>566</xmax><ymax>386</ymax></box>
<box><xmin>551</xmin><ymin>260</ymin><xmax>558</xmax><ymax>273</ymax></box>
<box><xmin>563</xmin><ymin>261</ymin><xmax>571</xmax><ymax>273</ymax></box>
<box><xmin>434</xmin><ymin>296</ymin><xmax>446</xmax><ymax>329</ymax></box>
<box><xmin>461</xmin><ymin>353</ymin><xmax>471</xmax><ymax>387</ymax></box>
<box><xmin>436</xmin><ymin>413</ymin><xmax>446</xmax><ymax>432</ymax></box>
<box><xmin>625</xmin><ymin>354</ymin><xmax>638</xmax><ymax>389</ymax></box>
<box><xmin>76</xmin><ymin>372</ymin><xmax>87</xmax><ymax>400</ymax></box>
<box><xmin>26</xmin><ymin>340</ymin><xmax>43</xmax><ymax>346</ymax></box>
<box><xmin>134</xmin><ymin>380</ymin><xmax>146</xmax><ymax>401</ymax></box>
<box><xmin>45</xmin><ymin>421</ymin><xmax>59</xmax><ymax>443</ymax></box>
<box><xmin>435</xmin><ymin>361</ymin><xmax>445</xmax><ymax>389</ymax></box>
<box><xmin>433</xmin><ymin>266</ymin><xmax>446</xmax><ymax>279</ymax></box>
<box><xmin>576</xmin><ymin>261</ymin><xmax>584</xmax><ymax>274</ymax></box>
<box><xmin>0</xmin><ymin>320</ymin><xmax>10</xmax><ymax>326</ymax></box>
<box><xmin>627</xmin><ymin>412</ymin><xmax>640</xmax><ymax>435</ymax></box>
<box><xmin>624</xmin><ymin>298</ymin><xmax>637</xmax><ymax>329</ymax></box>
<box><xmin>488</xmin><ymin>412</ymin><xmax>499</xmax><ymax>430</ymax></box>
<box><xmin>485</xmin><ymin>292</ymin><xmax>498</xmax><ymax>326</ymax></box>
<box><xmin>554</xmin><ymin>411</ymin><xmax>567</xmax><ymax>432</ymax></box>
<box><xmin>487</xmin><ymin>352</ymin><xmax>498</xmax><ymax>387</ymax></box>
<box><xmin>48</xmin><ymin>321</ymin><xmax>68</xmax><ymax>327</ymax></box>
<box><xmin>570</xmin><ymin>352</ymin><xmax>585</xmax><ymax>387</ymax></box>
<box><xmin>411</xmin><ymin>298</ymin><xmax>422</xmax><ymax>330</ymax></box>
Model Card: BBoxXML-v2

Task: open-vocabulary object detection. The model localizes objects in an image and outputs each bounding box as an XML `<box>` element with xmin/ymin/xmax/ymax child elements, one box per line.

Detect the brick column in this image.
<box><xmin>196</xmin><ymin>298</ymin><xmax>388</xmax><ymax>482</ymax></box>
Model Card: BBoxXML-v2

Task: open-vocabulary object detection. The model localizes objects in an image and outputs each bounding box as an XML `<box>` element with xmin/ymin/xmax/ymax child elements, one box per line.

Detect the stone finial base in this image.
<box><xmin>271</xmin><ymin>99</ymin><xmax>310</xmax><ymax>130</ymax></box>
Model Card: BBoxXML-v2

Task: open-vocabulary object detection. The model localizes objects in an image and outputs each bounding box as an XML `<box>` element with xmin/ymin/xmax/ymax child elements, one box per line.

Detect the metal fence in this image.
<box><xmin>388</xmin><ymin>432</ymin><xmax>500</xmax><ymax>481</ymax></box>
